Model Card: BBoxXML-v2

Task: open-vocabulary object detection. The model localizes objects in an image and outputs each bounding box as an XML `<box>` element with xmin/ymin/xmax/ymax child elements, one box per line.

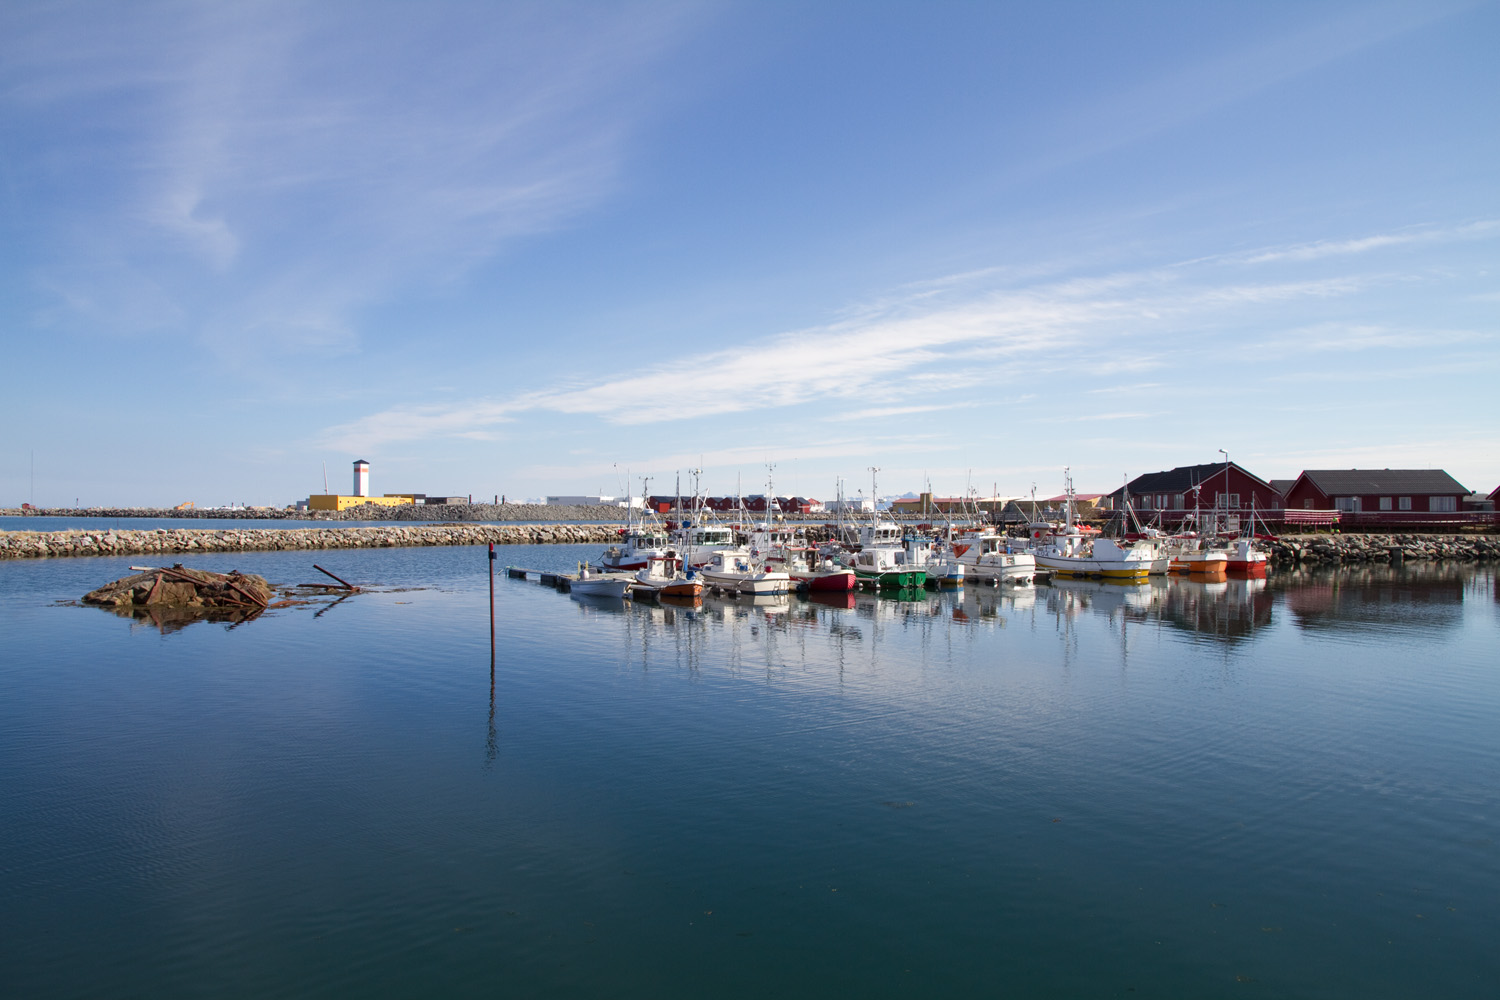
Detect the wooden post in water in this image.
<box><xmin>488</xmin><ymin>542</ymin><xmax>497</xmax><ymax>665</ymax></box>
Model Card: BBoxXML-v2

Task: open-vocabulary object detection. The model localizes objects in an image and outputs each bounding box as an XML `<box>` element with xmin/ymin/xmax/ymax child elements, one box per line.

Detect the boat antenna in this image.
<box><xmin>766</xmin><ymin>462</ymin><xmax>776</xmax><ymax>524</ymax></box>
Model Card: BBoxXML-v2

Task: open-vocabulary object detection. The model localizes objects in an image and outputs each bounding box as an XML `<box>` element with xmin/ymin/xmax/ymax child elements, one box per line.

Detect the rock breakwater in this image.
<box><xmin>1268</xmin><ymin>533</ymin><xmax>1499</xmax><ymax>566</ymax></box>
<box><xmin>0</xmin><ymin>503</ymin><xmax>628</xmax><ymax>523</ymax></box>
<box><xmin>0</xmin><ymin>524</ymin><xmax>620</xmax><ymax>560</ymax></box>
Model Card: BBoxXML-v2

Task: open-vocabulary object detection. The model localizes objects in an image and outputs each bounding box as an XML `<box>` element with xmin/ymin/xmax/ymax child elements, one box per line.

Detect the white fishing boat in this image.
<box><xmin>951</xmin><ymin>532</ymin><xmax>1034</xmax><ymax>585</ymax></box>
<box><xmin>594</xmin><ymin>477</ymin><xmax>673</xmax><ymax>571</ymax></box>
<box><xmin>1032</xmin><ymin>471</ymin><xmax>1154</xmax><ymax>581</ymax></box>
<box><xmin>631</xmin><ymin>555</ymin><xmax>703</xmax><ymax>599</ymax></box>
<box><xmin>594</xmin><ymin>526</ymin><xmax>673</xmax><ymax>571</ymax></box>
<box><xmin>699</xmin><ymin>549</ymin><xmax>792</xmax><ymax>595</ymax></box>
<box><xmin>674</xmin><ymin>522</ymin><xmax>738</xmax><ymax>568</ymax></box>
<box><xmin>570</xmin><ymin>564</ymin><xmax>634</xmax><ymax>598</ymax></box>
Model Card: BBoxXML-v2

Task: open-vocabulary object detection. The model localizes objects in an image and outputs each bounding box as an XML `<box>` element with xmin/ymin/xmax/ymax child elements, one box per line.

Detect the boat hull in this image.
<box><xmin>1035</xmin><ymin>556</ymin><xmax>1150</xmax><ymax>580</ymax></box>
<box><xmin>701</xmin><ymin>570</ymin><xmax>791</xmax><ymax>595</ymax></box>
<box><xmin>1225</xmin><ymin>559</ymin><xmax>1268</xmax><ymax>578</ymax></box>
<box><xmin>961</xmin><ymin>557</ymin><xmax>1035</xmax><ymax>585</ymax></box>
<box><xmin>570</xmin><ymin>578</ymin><xmax>633</xmax><ymax>598</ymax></box>
<box><xmin>855</xmin><ymin>569</ymin><xmax>926</xmax><ymax>589</ymax></box>
<box><xmin>791</xmin><ymin>569</ymin><xmax>857</xmax><ymax>592</ymax></box>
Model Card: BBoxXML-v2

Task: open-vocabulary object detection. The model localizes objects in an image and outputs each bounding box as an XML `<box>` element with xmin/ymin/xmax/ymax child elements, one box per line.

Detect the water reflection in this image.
<box><xmin>1156</xmin><ymin>576</ymin><xmax>1273</xmax><ymax>645</ymax></box>
<box><xmin>509</xmin><ymin>562</ymin><xmax>1492</xmax><ymax>679</ymax></box>
<box><xmin>1275</xmin><ymin>563</ymin><xmax>1469</xmax><ymax>637</ymax></box>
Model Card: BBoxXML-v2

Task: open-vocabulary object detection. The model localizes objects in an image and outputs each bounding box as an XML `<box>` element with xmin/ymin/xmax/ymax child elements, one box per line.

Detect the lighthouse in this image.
<box><xmin>353</xmin><ymin>460</ymin><xmax>370</xmax><ymax>498</ymax></box>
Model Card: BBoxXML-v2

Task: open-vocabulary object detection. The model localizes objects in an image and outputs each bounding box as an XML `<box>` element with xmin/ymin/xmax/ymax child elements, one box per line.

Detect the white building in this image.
<box><xmin>823</xmin><ymin>498</ymin><xmax>875</xmax><ymax>513</ymax></box>
<box><xmin>545</xmin><ymin>495</ymin><xmax>644</xmax><ymax>509</ymax></box>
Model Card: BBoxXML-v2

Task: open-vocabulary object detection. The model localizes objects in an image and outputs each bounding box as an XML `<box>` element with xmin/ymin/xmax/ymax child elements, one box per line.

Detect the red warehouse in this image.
<box><xmin>1282</xmin><ymin>469</ymin><xmax>1470</xmax><ymax>517</ymax></box>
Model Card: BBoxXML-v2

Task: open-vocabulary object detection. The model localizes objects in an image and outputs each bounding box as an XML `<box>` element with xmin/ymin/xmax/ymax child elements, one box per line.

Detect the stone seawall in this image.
<box><xmin>0</xmin><ymin>524</ymin><xmax>621</xmax><ymax>560</ymax></box>
<box><xmin>1268</xmin><ymin>533</ymin><xmax>1499</xmax><ymax>566</ymax></box>
<box><xmin>0</xmin><ymin>503</ymin><xmax>628</xmax><ymax>522</ymax></box>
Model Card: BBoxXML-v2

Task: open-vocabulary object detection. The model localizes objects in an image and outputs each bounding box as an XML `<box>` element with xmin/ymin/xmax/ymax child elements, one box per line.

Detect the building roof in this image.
<box><xmin>1296</xmin><ymin>469</ymin><xmax>1469</xmax><ymax>496</ymax></box>
<box><xmin>1107</xmin><ymin>462</ymin><xmax>1271</xmax><ymax>499</ymax></box>
<box><xmin>1269</xmin><ymin>479</ymin><xmax>1295</xmax><ymax>497</ymax></box>
<box><xmin>1490</xmin><ymin>484</ymin><xmax>1500</xmax><ymax>502</ymax></box>
<box><xmin>353</xmin><ymin>459</ymin><xmax>370</xmax><ymax>466</ymax></box>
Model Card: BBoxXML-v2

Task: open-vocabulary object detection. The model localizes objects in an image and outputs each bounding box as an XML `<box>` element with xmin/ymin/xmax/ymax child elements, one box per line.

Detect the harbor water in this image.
<box><xmin>1</xmin><ymin>544</ymin><xmax>1496</xmax><ymax>997</ymax></box>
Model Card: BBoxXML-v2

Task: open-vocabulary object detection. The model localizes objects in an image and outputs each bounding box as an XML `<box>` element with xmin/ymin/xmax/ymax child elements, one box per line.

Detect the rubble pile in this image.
<box><xmin>83</xmin><ymin>565</ymin><xmax>275</xmax><ymax>611</ymax></box>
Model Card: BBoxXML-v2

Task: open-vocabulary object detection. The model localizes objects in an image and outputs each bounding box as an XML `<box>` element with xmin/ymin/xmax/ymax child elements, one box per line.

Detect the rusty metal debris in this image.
<box><xmin>89</xmin><ymin>564</ymin><xmax>275</xmax><ymax>610</ymax></box>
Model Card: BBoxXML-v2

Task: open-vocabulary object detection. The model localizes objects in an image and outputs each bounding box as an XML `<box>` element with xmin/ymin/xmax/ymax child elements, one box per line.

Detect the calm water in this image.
<box><xmin>2</xmin><ymin>546</ymin><xmax>1496</xmax><ymax>998</ymax></box>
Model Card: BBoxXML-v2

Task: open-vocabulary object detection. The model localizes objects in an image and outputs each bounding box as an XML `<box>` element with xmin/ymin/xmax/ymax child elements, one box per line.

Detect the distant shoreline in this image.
<box><xmin>0</xmin><ymin>523</ymin><xmax>622</xmax><ymax>560</ymax></box>
<box><xmin>0</xmin><ymin>503</ymin><xmax>629</xmax><ymax>523</ymax></box>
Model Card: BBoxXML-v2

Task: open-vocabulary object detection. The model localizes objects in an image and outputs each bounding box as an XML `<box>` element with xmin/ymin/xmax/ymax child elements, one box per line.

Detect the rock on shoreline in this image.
<box><xmin>0</xmin><ymin>524</ymin><xmax>622</xmax><ymax>560</ymax></box>
<box><xmin>1268</xmin><ymin>533</ymin><xmax>1500</xmax><ymax>566</ymax></box>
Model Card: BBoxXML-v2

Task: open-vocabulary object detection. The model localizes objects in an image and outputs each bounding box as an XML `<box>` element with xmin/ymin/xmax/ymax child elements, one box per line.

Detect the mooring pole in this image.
<box><xmin>488</xmin><ymin>542</ymin><xmax>497</xmax><ymax>665</ymax></box>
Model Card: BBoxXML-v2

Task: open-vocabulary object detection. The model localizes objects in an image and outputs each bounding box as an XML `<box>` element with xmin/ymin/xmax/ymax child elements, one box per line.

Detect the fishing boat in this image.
<box><xmin>921</xmin><ymin>543</ymin><xmax>966</xmax><ymax>588</ymax></box>
<box><xmin>594</xmin><ymin>526</ymin><xmax>673</xmax><ymax>571</ymax></box>
<box><xmin>1223</xmin><ymin>501</ymin><xmax>1270</xmax><ymax>578</ymax></box>
<box><xmin>570</xmin><ymin>564</ymin><xmax>634</xmax><ymax>598</ymax></box>
<box><xmin>845</xmin><ymin>467</ymin><xmax>927</xmax><ymax>589</ymax></box>
<box><xmin>631</xmin><ymin>555</ymin><xmax>703</xmax><ymax>598</ymax></box>
<box><xmin>1031</xmin><ymin>471</ymin><xmax>1154</xmax><ymax>581</ymax></box>
<box><xmin>1166</xmin><ymin>537</ymin><xmax>1229</xmax><ymax>579</ymax></box>
<box><xmin>952</xmin><ymin>531</ymin><xmax>1034</xmax><ymax>585</ymax></box>
<box><xmin>850</xmin><ymin>546</ymin><xmax>926</xmax><ymax>589</ymax></box>
<box><xmin>1034</xmin><ymin>529</ymin><xmax>1154</xmax><ymax>580</ymax></box>
<box><xmin>594</xmin><ymin>479</ymin><xmax>673</xmax><ymax>571</ymax></box>
<box><xmin>699</xmin><ymin>549</ymin><xmax>792</xmax><ymax>595</ymax></box>
<box><xmin>783</xmin><ymin>549</ymin><xmax>857</xmax><ymax>591</ymax></box>
<box><xmin>674</xmin><ymin>522</ymin><xmax>738</xmax><ymax>569</ymax></box>
<box><xmin>1223</xmin><ymin>537</ymin><xmax>1268</xmax><ymax>577</ymax></box>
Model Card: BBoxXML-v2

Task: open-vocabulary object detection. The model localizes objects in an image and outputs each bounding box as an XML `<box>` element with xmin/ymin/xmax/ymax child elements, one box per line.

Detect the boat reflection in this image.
<box><xmin>1022</xmin><ymin>575</ymin><xmax>1273</xmax><ymax>646</ymax></box>
<box><xmin>569</xmin><ymin>592</ymin><xmax>631</xmax><ymax>613</ymax></box>
<box><xmin>805</xmin><ymin>590</ymin><xmax>856</xmax><ymax>610</ymax></box>
<box><xmin>1155</xmin><ymin>576</ymin><xmax>1271</xmax><ymax>644</ymax></box>
<box><xmin>551</xmin><ymin>562</ymin><xmax>1488</xmax><ymax>658</ymax></box>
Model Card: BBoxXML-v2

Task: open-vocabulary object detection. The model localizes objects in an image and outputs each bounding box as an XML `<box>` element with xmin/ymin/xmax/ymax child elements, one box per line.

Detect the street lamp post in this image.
<box><xmin>1218</xmin><ymin>449</ymin><xmax>1230</xmax><ymax>514</ymax></box>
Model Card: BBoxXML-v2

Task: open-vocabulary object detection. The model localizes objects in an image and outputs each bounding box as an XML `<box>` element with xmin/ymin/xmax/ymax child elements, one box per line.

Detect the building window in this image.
<box><xmin>1304</xmin><ymin>499</ymin><xmax>1314</xmax><ymax>509</ymax></box>
<box><xmin>1173</xmin><ymin>494</ymin><xmax>1184</xmax><ymax>510</ymax></box>
<box><xmin>1399</xmin><ymin>496</ymin><xmax>1411</xmax><ymax>510</ymax></box>
<box><xmin>1380</xmin><ymin>497</ymin><xmax>1392</xmax><ymax>511</ymax></box>
<box><xmin>1335</xmin><ymin>497</ymin><xmax>1360</xmax><ymax>512</ymax></box>
<box><xmin>1431</xmin><ymin>496</ymin><xmax>1457</xmax><ymax>513</ymax></box>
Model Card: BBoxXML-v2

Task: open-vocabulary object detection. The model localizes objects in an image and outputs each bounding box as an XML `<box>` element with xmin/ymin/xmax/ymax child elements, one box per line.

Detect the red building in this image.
<box><xmin>1107</xmin><ymin>462</ymin><xmax>1277</xmax><ymax>519</ymax></box>
<box><xmin>1282</xmin><ymin>469</ymin><xmax>1470</xmax><ymax>517</ymax></box>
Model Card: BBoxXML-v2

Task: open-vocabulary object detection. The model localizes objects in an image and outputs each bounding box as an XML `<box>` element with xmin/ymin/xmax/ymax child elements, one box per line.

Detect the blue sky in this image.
<box><xmin>2</xmin><ymin>0</ymin><xmax>1496</xmax><ymax>507</ymax></box>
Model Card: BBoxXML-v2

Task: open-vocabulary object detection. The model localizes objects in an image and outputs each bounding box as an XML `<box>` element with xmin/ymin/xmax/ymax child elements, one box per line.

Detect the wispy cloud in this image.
<box><xmin>320</xmin><ymin>255</ymin><xmax>1396</xmax><ymax>451</ymax></box>
<box><xmin>1251</xmin><ymin>322</ymin><xmax>1493</xmax><ymax>354</ymax></box>
<box><xmin>1236</xmin><ymin>220</ymin><xmax>1500</xmax><ymax>265</ymax></box>
<box><xmin>2</xmin><ymin>0</ymin><xmax>702</xmax><ymax>347</ymax></box>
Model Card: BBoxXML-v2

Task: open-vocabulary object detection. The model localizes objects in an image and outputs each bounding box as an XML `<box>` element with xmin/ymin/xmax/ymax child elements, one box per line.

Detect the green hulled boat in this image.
<box><xmin>851</xmin><ymin>548</ymin><xmax>926</xmax><ymax>589</ymax></box>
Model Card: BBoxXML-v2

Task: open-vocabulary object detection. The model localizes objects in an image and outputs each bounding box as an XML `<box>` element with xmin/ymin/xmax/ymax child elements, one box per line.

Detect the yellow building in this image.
<box><xmin>307</xmin><ymin>494</ymin><xmax>414</xmax><ymax>512</ymax></box>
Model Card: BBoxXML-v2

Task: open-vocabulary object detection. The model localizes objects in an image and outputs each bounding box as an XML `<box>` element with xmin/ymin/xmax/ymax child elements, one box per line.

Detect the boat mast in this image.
<box><xmin>639</xmin><ymin>475</ymin><xmax>651</xmax><ymax>536</ymax></box>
